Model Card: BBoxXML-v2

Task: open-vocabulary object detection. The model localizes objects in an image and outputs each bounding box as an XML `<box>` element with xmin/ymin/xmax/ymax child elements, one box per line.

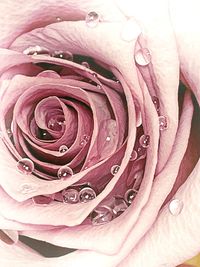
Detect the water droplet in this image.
<box><xmin>23</xmin><ymin>46</ymin><xmax>49</xmax><ymax>56</ymax></box>
<box><xmin>17</xmin><ymin>158</ymin><xmax>34</xmax><ymax>175</ymax></box>
<box><xmin>52</xmin><ymin>50</ymin><xmax>73</xmax><ymax>61</ymax></box>
<box><xmin>57</xmin><ymin>166</ymin><xmax>73</xmax><ymax>179</ymax></box>
<box><xmin>139</xmin><ymin>134</ymin><xmax>150</xmax><ymax>148</ymax></box>
<box><xmin>91</xmin><ymin>206</ymin><xmax>113</xmax><ymax>225</ymax></box>
<box><xmin>124</xmin><ymin>189</ymin><xmax>137</xmax><ymax>204</ymax></box>
<box><xmin>106</xmin><ymin>136</ymin><xmax>111</xmax><ymax>142</ymax></box>
<box><xmin>97</xmin><ymin>84</ymin><xmax>102</xmax><ymax>90</ymax></box>
<box><xmin>32</xmin><ymin>195</ymin><xmax>53</xmax><ymax>205</ymax></box>
<box><xmin>19</xmin><ymin>183</ymin><xmax>38</xmax><ymax>194</ymax></box>
<box><xmin>85</xmin><ymin>11</ymin><xmax>100</xmax><ymax>28</ymax></box>
<box><xmin>81</xmin><ymin>61</ymin><xmax>90</xmax><ymax>68</ymax></box>
<box><xmin>56</xmin><ymin>17</ymin><xmax>62</xmax><ymax>22</ymax></box>
<box><xmin>112</xmin><ymin>196</ymin><xmax>128</xmax><ymax>216</ymax></box>
<box><xmin>62</xmin><ymin>188</ymin><xmax>79</xmax><ymax>204</ymax></box>
<box><xmin>59</xmin><ymin>145</ymin><xmax>69</xmax><ymax>153</ymax></box>
<box><xmin>130</xmin><ymin>150</ymin><xmax>138</xmax><ymax>161</ymax></box>
<box><xmin>137</xmin><ymin>146</ymin><xmax>147</xmax><ymax>159</ymax></box>
<box><xmin>48</xmin><ymin>115</ymin><xmax>65</xmax><ymax>132</ymax></box>
<box><xmin>39</xmin><ymin>129</ymin><xmax>52</xmax><ymax>140</ymax></box>
<box><xmin>80</xmin><ymin>134</ymin><xmax>90</xmax><ymax>147</ymax></box>
<box><xmin>169</xmin><ymin>199</ymin><xmax>183</xmax><ymax>216</ymax></box>
<box><xmin>111</xmin><ymin>165</ymin><xmax>120</xmax><ymax>175</ymax></box>
<box><xmin>78</xmin><ymin>187</ymin><xmax>96</xmax><ymax>203</ymax></box>
<box><xmin>159</xmin><ymin>116</ymin><xmax>168</xmax><ymax>131</ymax></box>
<box><xmin>152</xmin><ymin>96</ymin><xmax>160</xmax><ymax>111</ymax></box>
<box><xmin>6</xmin><ymin>128</ymin><xmax>12</xmax><ymax>138</ymax></box>
<box><xmin>135</xmin><ymin>48</ymin><xmax>151</xmax><ymax>66</ymax></box>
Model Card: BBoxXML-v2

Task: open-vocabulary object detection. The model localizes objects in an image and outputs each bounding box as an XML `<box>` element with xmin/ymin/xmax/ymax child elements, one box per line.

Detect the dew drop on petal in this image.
<box><xmin>111</xmin><ymin>165</ymin><xmax>120</xmax><ymax>175</ymax></box>
<box><xmin>159</xmin><ymin>115</ymin><xmax>168</xmax><ymax>131</ymax></box>
<box><xmin>124</xmin><ymin>189</ymin><xmax>137</xmax><ymax>204</ymax></box>
<box><xmin>169</xmin><ymin>199</ymin><xmax>183</xmax><ymax>216</ymax></box>
<box><xmin>6</xmin><ymin>128</ymin><xmax>12</xmax><ymax>138</ymax></box>
<box><xmin>130</xmin><ymin>150</ymin><xmax>138</xmax><ymax>161</ymax></box>
<box><xmin>135</xmin><ymin>48</ymin><xmax>151</xmax><ymax>66</ymax></box>
<box><xmin>17</xmin><ymin>158</ymin><xmax>34</xmax><ymax>175</ymax></box>
<box><xmin>91</xmin><ymin>206</ymin><xmax>113</xmax><ymax>225</ymax></box>
<box><xmin>81</xmin><ymin>61</ymin><xmax>90</xmax><ymax>68</ymax></box>
<box><xmin>85</xmin><ymin>11</ymin><xmax>100</xmax><ymax>28</ymax></box>
<box><xmin>23</xmin><ymin>45</ymin><xmax>49</xmax><ymax>56</ymax></box>
<box><xmin>78</xmin><ymin>187</ymin><xmax>96</xmax><ymax>203</ymax></box>
<box><xmin>139</xmin><ymin>134</ymin><xmax>150</xmax><ymax>148</ymax></box>
<box><xmin>56</xmin><ymin>17</ymin><xmax>62</xmax><ymax>22</ymax></box>
<box><xmin>106</xmin><ymin>136</ymin><xmax>111</xmax><ymax>142</ymax></box>
<box><xmin>152</xmin><ymin>96</ymin><xmax>160</xmax><ymax>111</ymax></box>
<box><xmin>57</xmin><ymin>166</ymin><xmax>73</xmax><ymax>179</ymax></box>
<box><xmin>52</xmin><ymin>50</ymin><xmax>73</xmax><ymax>61</ymax></box>
<box><xmin>62</xmin><ymin>188</ymin><xmax>79</xmax><ymax>204</ymax></box>
<box><xmin>59</xmin><ymin>145</ymin><xmax>69</xmax><ymax>153</ymax></box>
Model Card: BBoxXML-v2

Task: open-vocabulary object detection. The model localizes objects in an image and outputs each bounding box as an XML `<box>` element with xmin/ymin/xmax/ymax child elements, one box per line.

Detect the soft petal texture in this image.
<box><xmin>0</xmin><ymin>0</ymin><xmax>199</xmax><ymax>267</ymax></box>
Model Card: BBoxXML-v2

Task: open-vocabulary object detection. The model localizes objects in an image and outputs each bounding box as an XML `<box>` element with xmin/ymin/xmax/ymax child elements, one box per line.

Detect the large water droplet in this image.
<box><xmin>159</xmin><ymin>115</ymin><xmax>168</xmax><ymax>131</ymax></box>
<box><xmin>124</xmin><ymin>189</ymin><xmax>137</xmax><ymax>204</ymax></box>
<box><xmin>135</xmin><ymin>48</ymin><xmax>151</xmax><ymax>66</ymax></box>
<box><xmin>110</xmin><ymin>165</ymin><xmax>120</xmax><ymax>175</ymax></box>
<box><xmin>62</xmin><ymin>188</ymin><xmax>79</xmax><ymax>204</ymax></box>
<box><xmin>139</xmin><ymin>134</ymin><xmax>150</xmax><ymax>148</ymax></box>
<box><xmin>78</xmin><ymin>187</ymin><xmax>96</xmax><ymax>203</ymax></box>
<box><xmin>91</xmin><ymin>206</ymin><xmax>113</xmax><ymax>225</ymax></box>
<box><xmin>57</xmin><ymin>166</ymin><xmax>73</xmax><ymax>179</ymax></box>
<box><xmin>17</xmin><ymin>158</ymin><xmax>34</xmax><ymax>175</ymax></box>
<box><xmin>85</xmin><ymin>11</ymin><xmax>100</xmax><ymax>28</ymax></box>
<box><xmin>169</xmin><ymin>199</ymin><xmax>183</xmax><ymax>216</ymax></box>
<box><xmin>59</xmin><ymin>145</ymin><xmax>69</xmax><ymax>153</ymax></box>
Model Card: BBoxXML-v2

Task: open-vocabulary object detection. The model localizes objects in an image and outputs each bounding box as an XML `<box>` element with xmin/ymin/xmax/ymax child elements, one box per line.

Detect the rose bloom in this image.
<box><xmin>0</xmin><ymin>0</ymin><xmax>199</xmax><ymax>267</ymax></box>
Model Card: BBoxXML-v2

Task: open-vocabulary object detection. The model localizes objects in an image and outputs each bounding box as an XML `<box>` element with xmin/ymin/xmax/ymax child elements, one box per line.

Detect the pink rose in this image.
<box><xmin>0</xmin><ymin>0</ymin><xmax>199</xmax><ymax>267</ymax></box>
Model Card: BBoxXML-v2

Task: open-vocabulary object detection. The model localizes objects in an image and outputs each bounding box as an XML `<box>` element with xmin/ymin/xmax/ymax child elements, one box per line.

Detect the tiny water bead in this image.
<box><xmin>159</xmin><ymin>116</ymin><xmax>168</xmax><ymax>131</ymax></box>
<box><xmin>47</xmin><ymin>116</ymin><xmax>65</xmax><ymax>132</ymax></box>
<box><xmin>62</xmin><ymin>188</ymin><xmax>79</xmax><ymax>204</ymax></box>
<box><xmin>137</xmin><ymin>146</ymin><xmax>147</xmax><ymax>159</ymax></box>
<box><xmin>110</xmin><ymin>165</ymin><xmax>120</xmax><ymax>175</ymax></box>
<box><xmin>152</xmin><ymin>96</ymin><xmax>160</xmax><ymax>111</ymax></box>
<box><xmin>85</xmin><ymin>11</ymin><xmax>100</xmax><ymax>28</ymax></box>
<box><xmin>134</xmin><ymin>48</ymin><xmax>151</xmax><ymax>66</ymax></box>
<box><xmin>81</xmin><ymin>61</ymin><xmax>90</xmax><ymax>68</ymax></box>
<box><xmin>169</xmin><ymin>199</ymin><xmax>184</xmax><ymax>216</ymax></box>
<box><xmin>23</xmin><ymin>46</ymin><xmax>49</xmax><ymax>56</ymax></box>
<box><xmin>139</xmin><ymin>134</ymin><xmax>150</xmax><ymax>148</ymax></box>
<box><xmin>106</xmin><ymin>136</ymin><xmax>111</xmax><ymax>142</ymax></box>
<box><xmin>38</xmin><ymin>129</ymin><xmax>52</xmax><ymax>140</ymax></box>
<box><xmin>130</xmin><ymin>150</ymin><xmax>138</xmax><ymax>161</ymax></box>
<box><xmin>91</xmin><ymin>206</ymin><xmax>113</xmax><ymax>225</ymax></box>
<box><xmin>17</xmin><ymin>158</ymin><xmax>34</xmax><ymax>175</ymax></box>
<box><xmin>79</xmin><ymin>134</ymin><xmax>90</xmax><ymax>147</ymax></box>
<box><xmin>56</xmin><ymin>17</ymin><xmax>62</xmax><ymax>22</ymax></box>
<box><xmin>19</xmin><ymin>183</ymin><xmax>38</xmax><ymax>194</ymax></box>
<box><xmin>124</xmin><ymin>189</ymin><xmax>138</xmax><ymax>204</ymax></box>
<box><xmin>6</xmin><ymin>128</ymin><xmax>12</xmax><ymax>138</ymax></box>
<box><xmin>59</xmin><ymin>145</ymin><xmax>69</xmax><ymax>153</ymax></box>
<box><xmin>51</xmin><ymin>50</ymin><xmax>73</xmax><ymax>61</ymax></box>
<box><xmin>78</xmin><ymin>187</ymin><xmax>96</xmax><ymax>203</ymax></box>
<box><xmin>57</xmin><ymin>166</ymin><xmax>73</xmax><ymax>179</ymax></box>
<box><xmin>32</xmin><ymin>195</ymin><xmax>53</xmax><ymax>205</ymax></box>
